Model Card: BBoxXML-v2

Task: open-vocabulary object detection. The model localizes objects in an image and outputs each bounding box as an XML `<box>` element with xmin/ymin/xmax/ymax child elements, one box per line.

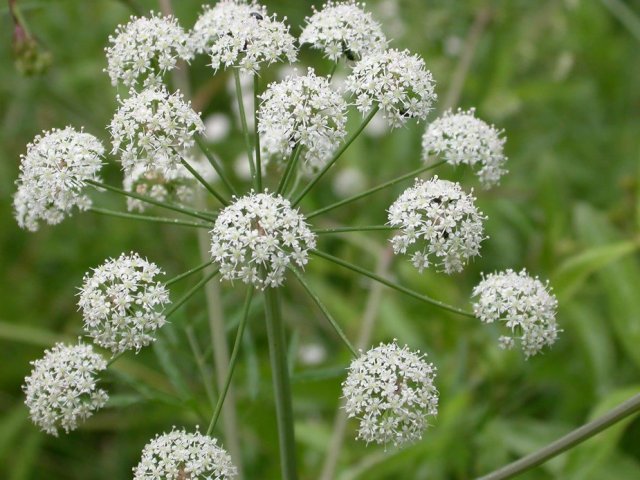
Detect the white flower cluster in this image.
<box><xmin>210</xmin><ymin>192</ymin><xmax>316</xmax><ymax>289</ymax></box>
<box><xmin>258</xmin><ymin>69</ymin><xmax>348</xmax><ymax>175</ymax></box>
<box><xmin>472</xmin><ymin>269</ymin><xmax>560</xmax><ymax>358</ymax></box>
<box><xmin>191</xmin><ymin>0</ymin><xmax>297</xmax><ymax>73</ymax></box>
<box><xmin>109</xmin><ymin>86</ymin><xmax>204</xmax><ymax>174</ymax></box>
<box><xmin>133</xmin><ymin>428</ymin><xmax>237</xmax><ymax>479</ymax></box>
<box><xmin>346</xmin><ymin>49</ymin><xmax>437</xmax><ymax>128</ymax></box>
<box><xmin>124</xmin><ymin>164</ymin><xmax>194</xmax><ymax>212</ymax></box>
<box><xmin>13</xmin><ymin>127</ymin><xmax>104</xmax><ymax>232</ymax></box>
<box><xmin>422</xmin><ymin>108</ymin><xmax>507</xmax><ymax>188</ymax></box>
<box><xmin>23</xmin><ymin>342</ymin><xmax>108</xmax><ymax>436</ymax></box>
<box><xmin>388</xmin><ymin>177</ymin><xmax>485</xmax><ymax>274</ymax></box>
<box><xmin>300</xmin><ymin>1</ymin><xmax>387</xmax><ymax>61</ymax></box>
<box><xmin>343</xmin><ymin>341</ymin><xmax>438</xmax><ymax>447</ymax></box>
<box><xmin>78</xmin><ymin>252</ymin><xmax>170</xmax><ymax>354</ymax></box>
<box><xmin>105</xmin><ymin>12</ymin><xmax>192</xmax><ymax>88</ymax></box>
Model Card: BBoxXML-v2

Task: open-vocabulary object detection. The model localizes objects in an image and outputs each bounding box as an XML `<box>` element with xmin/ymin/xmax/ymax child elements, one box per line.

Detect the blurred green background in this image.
<box><xmin>1</xmin><ymin>0</ymin><xmax>640</xmax><ymax>478</ymax></box>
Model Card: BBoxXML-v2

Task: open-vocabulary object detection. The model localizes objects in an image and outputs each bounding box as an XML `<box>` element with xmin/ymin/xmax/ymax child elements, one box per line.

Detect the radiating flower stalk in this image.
<box><xmin>13</xmin><ymin>1</ymin><xmax>639</xmax><ymax>479</ymax></box>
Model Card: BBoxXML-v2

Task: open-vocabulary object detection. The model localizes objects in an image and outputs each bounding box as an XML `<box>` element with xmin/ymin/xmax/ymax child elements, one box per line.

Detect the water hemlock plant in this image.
<box><xmin>12</xmin><ymin>1</ymin><xmax>640</xmax><ymax>479</ymax></box>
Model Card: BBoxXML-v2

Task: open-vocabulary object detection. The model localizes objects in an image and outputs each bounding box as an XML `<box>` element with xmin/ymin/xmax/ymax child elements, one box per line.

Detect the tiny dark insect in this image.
<box><xmin>250</xmin><ymin>11</ymin><xmax>264</xmax><ymax>20</ymax></box>
<box><xmin>431</xmin><ymin>196</ymin><xmax>442</xmax><ymax>204</ymax></box>
<box><xmin>341</xmin><ymin>40</ymin><xmax>357</xmax><ymax>61</ymax></box>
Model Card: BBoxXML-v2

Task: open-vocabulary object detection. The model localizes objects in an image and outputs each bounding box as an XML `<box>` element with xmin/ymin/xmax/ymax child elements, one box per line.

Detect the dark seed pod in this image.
<box><xmin>250</xmin><ymin>11</ymin><xmax>264</xmax><ymax>20</ymax></box>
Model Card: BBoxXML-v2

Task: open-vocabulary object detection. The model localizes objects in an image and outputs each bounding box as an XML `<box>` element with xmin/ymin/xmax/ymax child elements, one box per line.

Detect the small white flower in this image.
<box><xmin>422</xmin><ymin>108</ymin><xmax>507</xmax><ymax>188</ymax></box>
<box><xmin>133</xmin><ymin>428</ymin><xmax>237</xmax><ymax>479</ymax></box>
<box><xmin>300</xmin><ymin>1</ymin><xmax>387</xmax><ymax>61</ymax></box>
<box><xmin>105</xmin><ymin>12</ymin><xmax>193</xmax><ymax>88</ymax></box>
<box><xmin>78</xmin><ymin>252</ymin><xmax>170</xmax><ymax>354</ymax></box>
<box><xmin>23</xmin><ymin>342</ymin><xmax>108</xmax><ymax>436</ymax></box>
<box><xmin>472</xmin><ymin>269</ymin><xmax>560</xmax><ymax>358</ymax></box>
<box><xmin>388</xmin><ymin>176</ymin><xmax>486</xmax><ymax>274</ymax></box>
<box><xmin>258</xmin><ymin>68</ymin><xmax>348</xmax><ymax>175</ymax></box>
<box><xmin>123</xmin><ymin>164</ymin><xmax>194</xmax><ymax>213</ymax></box>
<box><xmin>210</xmin><ymin>191</ymin><xmax>316</xmax><ymax>289</ymax></box>
<box><xmin>109</xmin><ymin>86</ymin><xmax>204</xmax><ymax>174</ymax></box>
<box><xmin>191</xmin><ymin>0</ymin><xmax>297</xmax><ymax>73</ymax></box>
<box><xmin>342</xmin><ymin>341</ymin><xmax>438</xmax><ymax>447</ymax></box>
<box><xmin>13</xmin><ymin>127</ymin><xmax>104</xmax><ymax>231</ymax></box>
<box><xmin>345</xmin><ymin>49</ymin><xmax>437</xmax><ymax>128</ymax></box>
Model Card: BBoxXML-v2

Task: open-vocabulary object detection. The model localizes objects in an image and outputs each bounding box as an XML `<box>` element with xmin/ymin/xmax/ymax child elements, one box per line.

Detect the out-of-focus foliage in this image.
<box><xmin>1</xmin><ymin>0</ymin><xmax>639</xmax><ymax>479</ymax></box>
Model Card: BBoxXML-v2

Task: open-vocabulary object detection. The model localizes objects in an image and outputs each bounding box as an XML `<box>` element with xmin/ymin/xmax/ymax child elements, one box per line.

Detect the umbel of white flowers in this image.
<box><xmin>191</xmin><ymin>0</ymin><xmax>297</xmax><ymax>73</ymax></box>
<box><xmin>13</xmin><ymin>127</ymin><xmax>104</xmax><ymax>231</ymax></box>
<box><xmin>133</xmin><ymin>428</ymin><xmax>237</xmax><ymax>479</ymax></box>
<box><xmin>210</xmin><ymin>191</ymin><xmax>317</xmax><ymax>289</ymax></box>
<box><xmin>123</xmin><ymin>163</ymin><xmax>195</xmax><ymax>213</ymax></box>
<box><xmin>78</xmin><ymin>252</ymin><xmax>170</xmax><ymax>354</ymax></box>
<box><xmin>105</xmin><ymin>12</ymin><xmax>193</xmax><ymax>88</ymax></box>
<box><xmin>388</xmin><ymin>176</ymin><xmax>486</xmax><ymax>274</ymax></box>
<box><xmin>109</xmin><ymin>85</ymin><xmax>204</xmax><ymax>175</ymax></box>
<box><xmin>342</xmin><ymin>341</ymin><xmax>439</xmax><ymax>447</ymax></box>
<box><xmin>472</xmin><ymin>269</ymin><xmax>560</xmax><ymax>357</ymax></box>
<box><xmin>258</xmin><ymin>68</ymin><xmax>348</xmax><ymax>175</ymax></box>
<box><xmin>23</xmin><ymin>342</ymin><xmax>108</xmax><ymax>436</ymax></box>
<box><xmin>422</xmin><ymin>108</ymin><xmax>508</xmax><ymax>188</ymax></box>
<box><xmin>299</xmin><ymin>1</ymin><xmax>388</xmax><ymax>61</ymax></box>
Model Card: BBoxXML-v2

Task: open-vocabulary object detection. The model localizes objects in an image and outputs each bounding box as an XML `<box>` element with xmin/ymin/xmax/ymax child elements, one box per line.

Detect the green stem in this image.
<box><xmin>277</xmin><ymin>145</ymin><xmax>302</xmax><ymax>195</ymax></box>
<box><xmin>234</xmin><ymin>69</ymin><xmax>256</xmax><ymax>181</ymax></box>
<box><xmin>106</xmin><ymin>351</ymin><xmax>125</xmax><ymax>367</ymax></box>
<box><xmin>89</xmin><ymin>207</ymin><xmax>211</xmax><ymax>229</ymax></box>
<box><xmin>311</xmin><ymin>249</ymin><xmax>475</xmax><ymax>318</ymax></box>
<box><xmin>194</xmin><ymin>135</ymin><xmax>238</xmax><ymax>196</ymax></box>
<box><xmin>307</xmin><ymin>161</ymin><xmax>446</xmax><ymax>219</ymax></box>
<box><xmin>264</xmin><ymin>288</ymin><xmax>298</xmax><ymax>480</ymax></box>
<box><xmin>180</xmin><ymin>157</ymin><xmax>229</xmax><ymax>206</ymax></box>
<box><xmin>477</xmin><ymin>392</ymin><xmax>640</xmax><ymax>480</ymax></box>
<box><xmin>206</xmin><ymin>287</ymin><xmax>254</xmax><ymax>435</ymax></box>
<box><xmin>254</xmin><ymin>75</ymin><xmax>263</xmax><ymax>191</ymax></box>
<box><xmin>87</xmin><ymin>179</ymin><xmax>215</xmax><ymax>222</ymax></box>
<box><xmin>313</xmin><ymin>225</ymin><xmax>395</xmax><ymax>234</ymax></box>
<box><xmin>164</xmin><ymin>269</ymin><xmax>220</xmax><ymax>319</ymax></box>
<box><xmin>292</xmin><ymin>106</ymin><xmax>380</xmax><ymax>207</ymax></box>
<box><xmin>166</xmin><ymin>259</ymin><xmax>216</xmax><ymax>287</ymax></box>
<box><xmin>289</xmin><ymin>268</ymin><xmax>357</xmax><ymax>356</ymax></box>
<box><xmin>185</xmin><ymin>327</ymin><xmax>217</xmax><ymax>408</ymax></box>
<box><xmin>328</xmin><ymin>60</ymin><xmax>339</xmax><ymax>81</ymax></box>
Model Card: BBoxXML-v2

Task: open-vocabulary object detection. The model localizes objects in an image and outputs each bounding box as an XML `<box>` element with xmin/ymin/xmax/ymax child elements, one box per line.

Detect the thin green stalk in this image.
<box><xmin>264</xmin><ymin>288</ymin><xmax>298</xmax><ymax>480</ymax></box>
<box><xmin>293</xmin><ymin>105</ymin><xmax>380</xmax><ymax>206</ymax></box>
<box><xmin>106</xmin><ymin>351</ymin><xmax>125</xmax><ymax>367</ymax></box>
<box><xmin>234</xmin><ymin>69</ymin><xmax>256</xmax><ymax>181</ymax></box>
<box><xmin>477</xmin><ymin>393</ymin><xmax>640</xmax><ymax>480</ymax></box>
<box><xmin>311</xmin><ymin>249</ymin><xmax>475</xmax><ymax>318</ymax></box>
<box><xmin>313</xmin><ymin>225</ymin><xmax>395</xmax><ymax>234</ymax></box>
<box><xmin>164</xmin><ymin>269</ymin><xmax>220</xmax><ymax>319</ymax></box>
<box><xmin>194</xmin><ymin>135</ymin><xmax>238</xmax><ymax>196</ymax></box>
<box><xmin>180</xmin><ymin>158</ymin><xmax>229</xmax><ymax>206</ymax></box>
<box><xmin>166</xmin><ymin>259</ymin><xmax>216</xmax><ymax>287</ymax></box>
<box><xmin>89</xmin><ymin>207</ymin><xmax>211</xmax><ymax>229</ymax></box>
<box><xmin>185</xmin><ymin>326</ymin><xmax>217</xmax><ymax>408</ymax></box>
<box><xmin>289</xmin><ymin>268</ymin><xmax>357</xmax><ymax>356</ymax></box>
<box><xmin>206</xmin><ymin>287</ymin><xmax>254</xmax><ymax>435</ymax></box>
<box><xmin>254</xmin><ymin>75</ymin><xmax>263</xmax><ymax>191</ymax></box>
<box><xmin>87</xmin><ymin>179</ymin><xmax>215</xmax><ymax>222</ymax></box>
<box><xmin>307</xmin><ymin>161</ymin><xmax>446</xmax><ymax>219</ymax></box>
<box><xmin>277</xmin><ymin>145</ymin><xmax>302</xmax><ymax>195</ymax></box>
<box><xmin>328</xmin><ymin>60</ymin><xmax>339</xmax><ymax>81</ymax></box>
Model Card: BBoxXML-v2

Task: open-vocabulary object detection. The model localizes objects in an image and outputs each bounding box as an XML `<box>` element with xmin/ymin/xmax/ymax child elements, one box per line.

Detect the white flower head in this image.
<box><xmin>191</xmin><ymin>0</ymin><xmax>297</xmax><ymax>73</ymax></box>
<box><xmin>472</xmin><ymin>269</ymin><xmax>560</xmax><ymax>358</ymax></box>
<box><xmin>123</xmin><ymin>164</ymin><xmax>195</xmax><ymax>213</ymax></box>
<box><xmin>422</xmin><ymin>108</ymin><xmax>507</xmax><ymax>188</ymax></box>
<box><xmin>388</xmin><ymin>176</ymin><xmax>486</xmax><ymax>274</ymax></box>
<box><xmin>300</xmin><ymin>1</ymin><xmax>387</xmax><ymax>61</ymax></box>
<box><xmin>258</xmin><ymin>68</ymin><xmax>348</xmax><ymax>175</ymax></box>
<box><xmin>133</xmin><ymin>428</ymin><xmax>237</xmax><ymax>479</ymax></box>
<box><xmin>78</xmin><ymin>252</ymin><xmax>170</xmax><ymax>354</ymax></box>
<box><xmin>13</xmin><ymin>127</ymin><xmax>104</xmax><ymax>232</ymax></box>
<box><xmin>345</xmin><ymin>49</ymin><xmax>437</xmax><ymax>128</ymax></box>
<box><xmin>109</xmin><ymin>86</ymin><xmax>204</xmax><ymax>174</ymax></box>
<box><xmin>343</xmin><ymin>341</ymin><xmax>438</xmax><ymax>447</ymax></box>
<box><xmin>23</xmin><ymin>342</ymin><xmax>108</xmax><ymax>436</ymax></box>
<box><xmin>105</xmin><ymin>12</ymin><xmax>193</xmax><ymax>88</ymax></box>
<box><xmin>210</xmin><ymin>191</ymin><xmax>316</xmax><ymax>289</ymax></box>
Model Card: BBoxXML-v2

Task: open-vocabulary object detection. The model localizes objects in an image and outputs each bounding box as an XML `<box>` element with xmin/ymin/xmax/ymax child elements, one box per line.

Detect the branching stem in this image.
<box><xmin>88</xmin><ymin>207</ymin><xmax>211</xmax><ymax>229</ymax></box>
